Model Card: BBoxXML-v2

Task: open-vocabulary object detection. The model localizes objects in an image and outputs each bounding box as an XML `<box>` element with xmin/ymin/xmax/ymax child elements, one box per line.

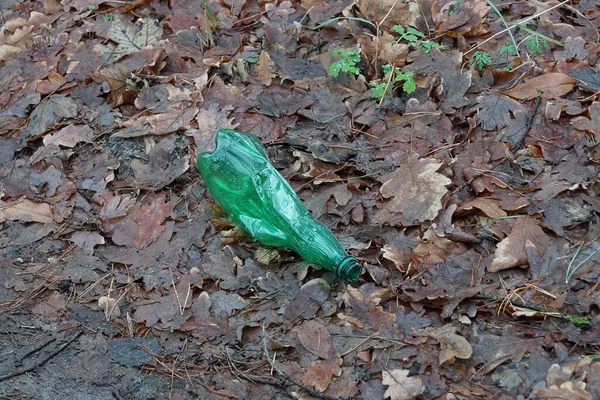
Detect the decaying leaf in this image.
<box><xmin>0</xmin><ymin>198</ymin><xmax>53</xmax><ymax>224</ymax></box>
<box><xmin>490</xmin><ymin>218</ymin><xmax>552</xmax><ymax>272</ymax></box>
<box><xmin>503</xmin><ymin>73</ymin><xmax>576</xmax><ymax>100</ymax></box>
<box><xmin>382</xmin><ymin>369</ymin><xmax>425</xmax><ymax>400</ymax></box>
<box><xmin>107</xmin><ymin>17</ymin><xmax>163</xmax><ymax>57</ymax></box>
<box><xmin>473</xmin><ymin>93</ymin><xmax>526</xmax><ymax>131</ymax></box>
<box><xmin>25</xmin><ymin>94</ymin><xmax>78</xmax><ymax>137</ymax></box>
<box><xmin>42</xmin><ymin>125</ymin><xmax>94</xmax><ymax>148</ymax></box>
<box><xmin>256</xmin><ymin>50</ymin><xmax>276</xmax><ymax>86</ymax></box>
<box><xmin>429</xmin><ymin>324</ymin><xmax>473</xmax><ymax>365</ymax></box>
<box><xmin>379</xmin><ymin>158</ymin><xmax>451</xmax><ymax>225</ymax></box>
<box><xmin>571</xmin><ymin>101</ymin><xmax>600</xmax><ymax>140</ymax></box>
<box><xmin>70</xmin><ymin>231</ymin><xmax>105</xmax><ymax>255</ymax></box>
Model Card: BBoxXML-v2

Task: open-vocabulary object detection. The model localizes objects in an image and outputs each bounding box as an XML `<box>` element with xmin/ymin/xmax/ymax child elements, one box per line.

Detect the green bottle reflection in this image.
<box><xmin>197</xmin><ymin>129</ymin><xmax>363</xmax><ymax>282</ymax></box>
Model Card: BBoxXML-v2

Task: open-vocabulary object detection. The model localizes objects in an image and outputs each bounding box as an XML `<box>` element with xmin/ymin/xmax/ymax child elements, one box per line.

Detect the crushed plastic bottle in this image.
<box><xmin>197</xmin><ymin>129</ymin><xmax>363</xmax><ymax>282</ymax></box>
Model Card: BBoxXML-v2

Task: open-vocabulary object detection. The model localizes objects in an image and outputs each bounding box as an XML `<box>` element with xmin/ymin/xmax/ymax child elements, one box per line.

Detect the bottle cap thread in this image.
<box><xmin>336</xmin><ymin>256</ymin><xmax>363</xmax><ymax>282</ymax></box>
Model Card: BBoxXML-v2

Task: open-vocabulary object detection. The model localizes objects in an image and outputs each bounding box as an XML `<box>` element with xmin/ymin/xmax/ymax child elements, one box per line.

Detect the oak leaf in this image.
<box><xmin>380</xmin><ymin>158</ymin><xmax>451</xmax><ymax>225</ymax></box>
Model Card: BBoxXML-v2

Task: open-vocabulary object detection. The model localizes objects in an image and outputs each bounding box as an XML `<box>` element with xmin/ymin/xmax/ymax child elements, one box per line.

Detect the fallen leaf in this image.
<box><xmin>356</xmin><ymin>0</ymin><xmax>416</xmax><ymax>32</ymax></box>
<box><xmin>379</xmin><ymin>158</ymin><xmax>451</xmax><ymax>225</ymax></box>
<box><xmin>571</xmin><ymin>101</ymin><xmax>600</xmax><ymax>141</ymax></box>
<box><xmin>382</xmin><ymin>369</ymin><xmax>425</xmax><ymax>400</ymax></box>
<box><xmin>70</xmin><ymin>231</ymin><xmax>105</xmax><ymax>255</ymax></box>
<box><xmin>457</xmin><ymin>198</ymin><xmax>507</xmax><ymax>219</ymax></box>
<box><xmin>114</xmin><ymin>103</ymin><xmax>198</xmax><ymax>137</ymax></box>
<box><xmin>381</xmin><ymin>244</ymin><xmax>414</xmax><ymax>272</ymax></box>
<box><xmin>297</xmin><ymin>320</ymin><xmax>336</xmax><ymax>360</ymax></box>
<box><xmin>107</xmin><ymin>17</ymin><xmax>163</xmax><ymax>57</ymax></box>
<box><xmin>490</xmin><ymin>218</ymin><xmax>552</xmax><ymax>272</ymax></box>
<box><xmin>339</xmin><ymin>286</ymin><xmax>395</xmax><ymax>330</ymax></box>
<box><xmin>503</xmin><ymin>73</ymin><xmax>576</xmax><ymax>100</ymax></box>
<box><xmin>301</xmin><ymin>358</ymin><xmax>342</xmax><ymax>393</ymax></box>
<box><xmin>429</xmin><ymin>324</ymin><xmax>473</xmax><ymax>365</ymax></box>
<box><xmin>256</xmin><ymin>50</ymin><xmax>276</xmax><ymax>86</ymax></box>
<box><xmin>433</xmin><ymin>0</ymin><xmax>490</xmax><ymax>36</ymax></box>
<box><xmin>43</xmin><ymin>124</ymin><xmax>94</xmax><ymax>148</ymax></box>
<box><xmin>209</xmin><ymin>291</ymin><xmax>246</xmax><ymax>316</ymax></box>
<box><xmin>187</xmin><ymin>103</ymin><xmax>238</xmax><ymax>155</ymax></box>
<box><xmin>535</xmin><ymin>382</ymin><xmax>593</xmax><ymax>400</ymax></box>
<box><xmin>0</xmin><ymin>198</ymin><xmax>53</xmax><ymax>224</ymax></box>
<box><xmin>25</xmin><ymin>94</ymin><xmax>78</xmax><ymax>137</ymax></box>
<box><xmin>473</xmin><ymin>93</ymin><xmax>526</xmax><ymax>131</ymax></box>
<box><xmin>130</xmin><ymin>135</ymin><xmax>190</xmax><ymax>190</ymax></box>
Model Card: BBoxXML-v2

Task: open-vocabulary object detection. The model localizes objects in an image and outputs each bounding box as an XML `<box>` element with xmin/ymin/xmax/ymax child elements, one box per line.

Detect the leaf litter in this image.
<box><xmin>0</xmin><ymin>0</ymin><xmax>599</xmax><ymax>399</ymax></box>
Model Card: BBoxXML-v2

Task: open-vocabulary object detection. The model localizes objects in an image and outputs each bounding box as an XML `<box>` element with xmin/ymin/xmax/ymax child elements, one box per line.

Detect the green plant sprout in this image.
<box><xmin>329</xmin><ymin>49</ymin><xmax>361</xmax><ymax>77</ymax></box>
<box><xmin>393</xmin><ymin>25</ymin><xmax>424</xmax><ymax>43</ymax></box>
<box><xmin>498</xmin><ymin>43</ymin><xmax>517</xmax><ymax>70</ymax></box>
<box><xmin>370</xmin><ymin>64</ymin><xmax>416</xmax><ymax>99</ymax></box>
<box><xmin>469</xmin><ymin>50</ymin><xmax>492</xmax><ymax>70</ymax></box>
<box><xmin>393</xmin><ymin>25</ymin><xmax>444</xmax><ymax>54</ymax></box>
<box><xmin>499</xmin><ymin>43</ymin><xmax>517</xmax><ymax>55</ymax></box>
<box><xmin>525</xmin><ymin>35</ymin><xmax>550</xmax><ymax>55</ymax></box>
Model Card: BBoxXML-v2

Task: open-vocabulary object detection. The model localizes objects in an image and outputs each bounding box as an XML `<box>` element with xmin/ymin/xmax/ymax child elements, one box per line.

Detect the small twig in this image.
<box><xmin>261</xmin><ymin>325</ymin><xmax>341</xmax><ymax>400</ymax></box>
<box><xmin>0</xmin><ymin>330</ymin><xmax>83</xmax><ymax>382</ymax></box>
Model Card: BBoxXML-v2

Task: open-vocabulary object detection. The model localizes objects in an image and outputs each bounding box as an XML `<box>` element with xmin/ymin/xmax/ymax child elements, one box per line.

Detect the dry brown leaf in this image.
<box><xmin>43</xmin><ymin>125</ymin><xmax>94</xmax><ymax>148</ymax></box>
<box><xmin>355</xmin><ymin>0</ymin><xmax>417</xmax><ymax>32</ymax></box>
<box><xmin>0</xmin><ymin>198</ymin><xmax>53</xmax><ymax>224</ymax></box>
<box><xmin>413</xmin><ymin>228</ymin><xmax>456</xmax><ymax>264</ymax></box>
<box><xmin>457</xmin><ymin>198</ymin><xmax>507</xmax><ymax>219</ymax></box>
<box><xmin>187</xmin><ymin>103</ymin><xmax>238</xmax><ymax>156</ymax></box>
<box><xmin>382</xmin><ymin>369</ymin><xmax>425</xmax><ymax>400</ymax></box>
<box><xmin>380</xmin><ymin>158</ymin><xmax>451</xmax><ymax>225</ymax></box>
<box><xmin>339</xmin><ymin>286</ymin><xmax>395</xmax><ymax>331</ymax></box>
<box><xmin>297</xmin><ymin>320</ymin><xmax>335</xmax><ymax>360</ymax></box>
<box><xmin>571</xmin><ymin>101</ymin><xmax>600</xmax><ymax>140</ymax></box>
<box><xmin>256</xmin><ymin>50</ymin><xmax>276</xmax><ymax>86</ymax></box>
<box><xmin>433</xmin><ymin>0</ymin><xmax>490</xmax><ymax>37</ymax></box>
<box><xmin>534</xmin><ymin>382</ymin><xmax>593</xmax><ymax>400</ymax></box>
<box><xmin>490</xmin><ymin>218</ymin><xmax>552</xmax><ymax>272</ymax></box>
<box><xmin>429</xmin><ymin>324</ymin><xmax>473</xmax><ymax>365</ymax></box>
<box><xmin>381</xmin><ymin>244</ymin><xmax>414</xmax><ymax>272</ymax></box>
<box><xmin>300</xmin><ymin>358</ymin><xmax>341</xmax><ymax>393</ymax></box>
<box><xmin>70</xmin><ymin>231</ymin><xmax>106</xmax><ymax>255</ymax></box>
<box><xmin>503</xmin><ymin>73</ymin><xmax>576</xmax><ymax>100</ymax></box>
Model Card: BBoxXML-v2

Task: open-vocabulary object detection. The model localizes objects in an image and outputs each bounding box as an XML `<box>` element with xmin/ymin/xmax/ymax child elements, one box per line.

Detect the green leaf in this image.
<box><xmin>329</xmin><ymin>49</ymin><xmax>361</xmax><ymax>77</ymax></box>
<box><xmin>370</xmin><ymin>81</ymin><xmax>388</xmax><ymax>98</ymax></box>
<box><xmin>499</xmin><ymin>43</ymin><xmax>517</xmax><ymax>55</ymax></box>
<box><xmin>469</xmin><ymin>51</ymin><xmax>492</xmax><ymax>70</ymax></box>
<box><xmin>406</xmin><ymin>27</ymin><xmax>425</xmax><ymax>38</ymax></box>
<box><xmin>403</xmin><ymin>78</ymin><xmax>416</xmax><ymax>94</ymax></box>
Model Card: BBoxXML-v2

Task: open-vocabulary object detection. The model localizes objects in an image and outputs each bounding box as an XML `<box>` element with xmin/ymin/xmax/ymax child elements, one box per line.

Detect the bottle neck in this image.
<box><xmin>336</xmin><ymin>256</ymin><xmax>363</xmax><ymax>282</ymax></box>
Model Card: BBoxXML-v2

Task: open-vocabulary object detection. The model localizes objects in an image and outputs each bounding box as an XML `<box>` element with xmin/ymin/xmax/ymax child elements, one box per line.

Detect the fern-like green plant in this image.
<box><xmin>329</xmin><ymin>49</ymin><xmax>361</xmax><ymax>77</ymax></box>
<box><xmin>469</xmin><ymin>50</ymin><xmax>492</xmax><ymax>70</ymax></box>
<box><xmin>370</xmin><ymin>64</ymin><xmax>416</xmax><ymax>99</ymax></box>
<box><xmin>393</xmin><ymin>25</ymin><xmax>444</xmax><ymax>54</ymax></box>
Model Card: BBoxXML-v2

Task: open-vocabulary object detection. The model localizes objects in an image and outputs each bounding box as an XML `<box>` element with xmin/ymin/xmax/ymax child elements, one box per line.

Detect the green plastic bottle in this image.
<box><xmin>197</xmin><ymin>129</ymin><xmax>363</xmax><ymax>282</ymax></box>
